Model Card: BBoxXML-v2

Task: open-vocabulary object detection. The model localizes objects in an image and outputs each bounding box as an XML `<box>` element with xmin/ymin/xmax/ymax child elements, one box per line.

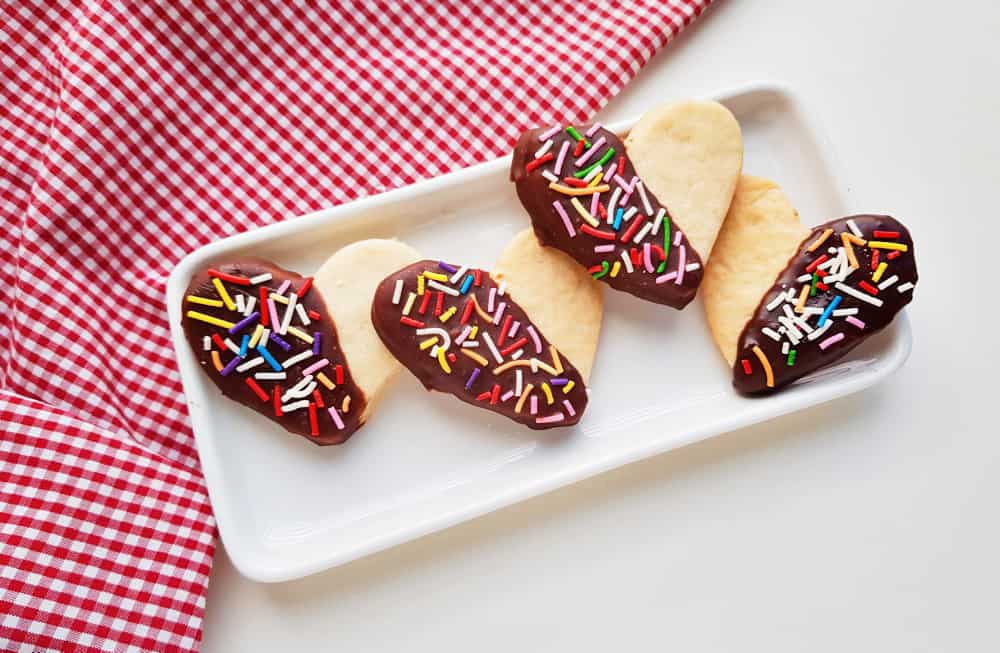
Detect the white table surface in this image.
<box><xmin>201</xmin><ymin>1</ymin><xmax>999</xmax><ymax>650</ymax></box>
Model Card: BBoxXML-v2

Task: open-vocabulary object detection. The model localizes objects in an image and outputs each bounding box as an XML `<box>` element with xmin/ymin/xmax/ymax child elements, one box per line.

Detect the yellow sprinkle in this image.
<box><xmin>514</xmin><ymin>384</ymin><xmax>534</xmax><ymax>414</ymax></box>
<box><xmin>562</xmin><ymin>380</ymin><xmax>575</xmax><ymax>394</ymax></box>
<box><xmin>437</xmin><ymin>348</ymin><xmax>451</xmax><ymax>374</ymax></box>
<box><xmin>872</xmin><ymin>261</ymin><xmax>888</xmax><ymax>282</ymax></box>
<box><xmin>806</xmin><ymin>228</ymin><xmax>833</xmax><ymax>253</ymax></box>
<box><xmin>187</xmin><ymin>295</ymin><xmax>223</xmax><ymax>308</ymax></box>
<box><xmin>248</xmin><ymin>324</ymin><xmax>264</xmax><ymax>348</ymax></box>
<box><xmin>460</xmin><ymin>348</ymin><xmax>488</xmax><ymax>366</ymax></box>
<box><xmin>186</xmin><ymin>311</ymin><xmax>235</xmax><ymax>329</ymax></box>
<box><xmin>212</xmin><ymin>278</ymin><xmax>235</xmax><ymax>311</ymax></box>
<box><xmin>587</xmin><ymin>171</ymin><xmax>604</xmax><ymax>187</ymax></box>
<box><xmin>549</xmin><ymin>346</ymin><xmax>564</xmax><ymax>374</ymax></box>
<box><xmin>417</xmin><ymin>275</ymin><xmax>425</xmax><ymax>295</ymax></box>
<box><xmin>841</xmin><ymin>232</ymin><xmax>859</xmax><ymax>269</ymax></box>
<box><xmin>751</xmin><ymin>345</ymin><xmax>774</xmax><ymax>388</ymax></box>
<box><xmin>419</xmin><ymin>337</ymin><xmax>439</xmax><ymax>351</ymax></box>
<box><xmin>795</xmin><ymin>285</ymin><xmax>810</xmax><ymax>313</ymax></box>
<box><xmin>423</xmin><ymin>271</ymin><xmax>448</xmax><ymax>282</ymax></box>
<box><xmin>317</xmin><ymin>372</ymin><xmax>335</xmax><ymax>390</ymax></box>
<box><xmin>548</xmin><ymin>182</ymin><xmax>610</xmax><ymax>196</ymax></box>
<box><xmin>402</xmin><ymin>292</ymin><xmax>417</xmax><ymax>316</ymax></box>
<box><xmin>286</xmin><ymin>326</ymin><xmax>313</xmax><ymax>343</ymax></box>
<box><xmin>470</xmin><ymin>325</ymin><xmax>479</xmax><ymax>340</ymax></box>
<box><xmin>570</xmin><ymin>197</ymin><xmax>599</xmax><ymax>227</ymax></box>
<box><xmin>270</xmin><ymin>293</ymin><xmax>289</xmax><ymax>305</ymax></box>
<box><xmin>610</xmin><ymin>260</ymin><xmax>621</xmax><ymax>278</ymax></box>
<box><xmin>868</xmin><ymin>241</ymin><xmax>908</xmax><ymax>252</ymax></box>
<box><xmin>533</xmin><ymin>359</ymin><xmax>559</xmax><ymax>376</ymax></box>
<box><xmin>341</xmin><ymin>395</ymin><xmax>351</xmax><ymax>414</ymax></box>
<box><xmin>844</xmin><ymin>233</ymin><xmax>867</xmax><ymax>246</ymax></box>
<box><xmin>541</xmin><ymin>382</ymin><xmax>554</xmax><ymax>405</ymax></box>
<box><xmin>439</xmin><ymin>306</ymin><xmax>457</xmax><ymax>323</ymax></box>
<box><xmin>211</xmin><ymin>350</ymin><xmax>224</xmax><ymax>372</ymax></box>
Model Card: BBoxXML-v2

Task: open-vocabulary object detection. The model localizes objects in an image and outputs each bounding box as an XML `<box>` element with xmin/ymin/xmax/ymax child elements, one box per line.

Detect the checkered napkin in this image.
<box><xmin>0</xmin><ymin>1</ymin><xmax>712</xmax><ymax>650</ymax></box>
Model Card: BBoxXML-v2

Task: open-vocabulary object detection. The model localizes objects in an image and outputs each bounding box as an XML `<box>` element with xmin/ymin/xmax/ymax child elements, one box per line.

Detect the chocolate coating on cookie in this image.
<box><xmin>371</xmin><ymin>260</ymin><xmax>588</xmax><ymax>429</ymax></box>
<box><xmin>182</xmin><ymin>259</ymin><xmax>365</xmax><ymax>445</ymax></box>
<box><xmin>734</xmin><ymin>215</ymin><xmax>917</xmax><ymax>394</ymax></box>
<box><xmin>511</xmin><ymin>124</ymin><xmax>703</xmax><ymax>308</ymax></box>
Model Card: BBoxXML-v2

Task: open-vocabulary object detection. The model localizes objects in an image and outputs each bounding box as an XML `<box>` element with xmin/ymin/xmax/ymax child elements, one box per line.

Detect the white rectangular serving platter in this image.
<box><xmin>167</xmin><ymin>83</ymin><xmax>911</xmax><ymax>583</ymax></box>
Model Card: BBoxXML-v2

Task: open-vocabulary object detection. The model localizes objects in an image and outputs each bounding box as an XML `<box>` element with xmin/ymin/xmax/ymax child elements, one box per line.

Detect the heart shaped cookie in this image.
<box><xmin>703</xmin><ymin>176</ymin><xmax>918</xmax><ymax>393</ymax></box>
<box><xmin>371</xmin><ymin>259</ymin><xmax>589</xmax><ymax>429</ymax></box>
<box><xmin>510</xmin><ymin>101</ymin><xmax>742</xmax><ymax>308</ymax></box>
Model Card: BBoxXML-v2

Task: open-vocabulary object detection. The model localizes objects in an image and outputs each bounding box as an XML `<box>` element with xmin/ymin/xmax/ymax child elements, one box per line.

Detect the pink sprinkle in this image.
<box><xmin>302</xmin><ymin>358</ymin><xmax>329</xmax><ymax>375</ymax></box>
<box><xmin>594</xmin><ymin>244</ymin><xmax>615</xmax><ymax>253</ymax></box>
<box><xmin>819</xmin><ymin>333</ymin><xmax>845</xmax><ymax>350</ymax></box>
<box><xmin>615</xmin><ymin>175</ymin><xmax>631</xmax><ymax>192</ymax></box>
<box><xmin>493</xmin><ymin>301</ymin><xmax>506</xmax><ymax>325</ymax></box>
<box><xmin>643</xmin><ymin>242</ymin><xmax>654</xmax><ymax>273</ymax></box>
<box><xmin>590</xmin><ymin>190</ymin><xmax>601</xmax><ymax>217</ymax></box>
<box><xmin>575</xmin><ymin>136</ymin><xmax>606</xmax><ymax>167</ymax></box>
<box><xmin>553</xmin><ymin>201</ymin><xmax>575</xmax><ymax>237</ymax></box>
<box><xmin>603</xmin><ymin>166</ymin><xmax>616</xmax><ymax>183</ymax></box>
<box><xmin>655</xmin><ymin>271</ymin><xmax>678</xmax><ymax>284</ymax></box>
<box><xmin>267</xmin><ymin>298</ymin><xmax>281</xmax><ymax>330</ymax></box>
<box><xmin>554</xmin><ymin>141</ymin><xmax>570</xmax><ymax>175</ymax></box>
<box><xmin>846</xmin><ymin>316</ymin><xmax>866</xmax><ymax>330</ymax></box>
<box><xmin>501</xmin><ymin>390</ymin><xmax>515</xmax><ymax>402</ymax></box>
<box><xmin>455</xmin><ymin>324</ymin><xmax>473</xmax><ymax>345</ymax></box>
<box><xmin>563</xmin><ymin>399</ymin><xmax>576</xmax><ymax>417</ymax></box>
<box><xmin>539</xmin><ymin>124</ymin><xmax>561</xmax><ymax>141</ymax></box>
<box><xmin>526</xmin><ymin>325</ymin><xmax>542</xmax><ymax>353</ymax></box>
<box><xmin>327</xmin><ymin>407</ymin><xmax>345</xmax><ymax>430</ymax></box>
<box><xmin>530</xmin><ymin>395</ymin><xmax>538</xmax><ymax>415</ymax></box>
<box><xmin>585</xmin><ymin>122</ymin><xmax>603</xmax><ymax>137</ymax></box>
<box><xmin>535</xmin><ymin>413</ymin><xmax>565</xmax><ymax>424</ymax></box>
<box><xmin>276</xmin><ymin>280</ymin><xmax>291</xmax><ymax>295</ymax></box>
<box><xmin>675</xmin><ymin>245</ymin><xmax>687</xmax><ymax>285</ymax></box>
<box><xmin>628</xmin><ymin>176</ymin><xmax>639</xmax><ymax>193</ymax></box>
<box><xmin>673</xmin><ymin>229</ymin><xmax>683</xmax><ymax>247</ymax></box>
<box><xmin>508</xmin><ymin>321</ymin><xmax>521</xmax><ymax>338</ymax></box>
<box><xmin>487</xmin><ymin>287</ymin><xmax>496</xmax><ymax>312</ymax></box>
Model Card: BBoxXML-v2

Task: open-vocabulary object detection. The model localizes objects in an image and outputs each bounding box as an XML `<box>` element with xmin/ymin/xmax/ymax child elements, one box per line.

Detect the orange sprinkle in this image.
<box><xmin>751</xmin><ymin>346</ymin><xmax>775</xmax><ymax>388</ymax></box>
<box><xmin>211</xmin><ymin>351</ymin><xmax>223</xmax><ymax>372</ymax></box>
<box><xmin>806</xmin><ymin>228</ymin><xmax>833</xmax><ymax>252</ymax></box>
<box><xmin>795</xmin><ymin>285</ymin><xmax>810</xmax><ymax>313</ymax></box>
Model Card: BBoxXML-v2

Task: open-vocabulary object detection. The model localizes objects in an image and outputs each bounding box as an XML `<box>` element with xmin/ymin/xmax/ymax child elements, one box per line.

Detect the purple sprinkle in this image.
<box><xmin>465</xmin><ymin>367</ymin><xmax>481</xmax><ymax>390</ymax></box>
<box><xmin>550</xmin><ymin>378</ymin><xmax>569</xmax><ymax>386</ymax></box>
<box><xmin>312</xmin><ymin>332</ymin><xmax>321</xmax><ymax>355</ymax></box>
<box><xmin>268</xmin><ymin>332</ymin><xmax>292</xmax><ymax>352</ymax></box>
<box><xmin>228</xmin><ymin>311</ymin><xmax>260</xmax><ymax>335</ymax></box>
<box><xmin>438</xmin><ymin>261</ymin><xmax>458</xmax><ymax>273</ymax></box>
<box><xmin>220</xmin><ymin>355</ymin><xmax>241</xmax><ymax>376</ymax></box>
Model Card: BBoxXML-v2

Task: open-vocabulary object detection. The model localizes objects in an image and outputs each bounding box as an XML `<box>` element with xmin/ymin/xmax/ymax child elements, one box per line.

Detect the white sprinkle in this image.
<box><xmin>281</xmin><ymin>400</ymin><xmax>310</xmax><ymax>413</ymax></box>
<box><xmin>783</xmin><ymin>304</ymin><xmax>813</xmax><ymax>333</ymax></box>
<box><xmin>497</xmin><ymin>281</ymin><xmax>507</xmax><ymax>296</ymax></box>
<box><xmin>607</xmin><ymin>187</ymin><xmax>622</xmax><ymax>221</ymax></box>
<box><xmin>487</xmin><ymin>287</ymin><xmax>496</xmax><ymax>312</ymax></box>
<box><xmin>282</xmin><ymin>379</ymin><xmax>317</xmax><ymax>403</ymax></box>
<box><xmin>281</xmin><ymin>350</ymin><xmax>313</xmax><ymax>369</ymax></box>
<box><xmin>493</xmin><ymin>301</ymin><xmax>506</xmax><ymax>325</ymax></box>
<box><xmin>402</xmin><ymin>292</ymin><xmax>416</xmax><ymax>316</ymax></box>
<box><xmin>582</xmin><ymin>165</ymin><xmax>603</xmax><ymax>183</ymax></box>
<box><xmin>254</xmin><ymin>372</ymin><xmax>286</xmax><ymax>381</ymax></box>
<box><xmin>237</xmin><ymin>357</ymin><xmax>264</xmax><ymax>372</ymax></box>
<box><xmin>651</xmin><ymin>207</ymin><xmax>666</xmax><ymax>236</ymax></box>
<box><xmin>279</xmin><ymin>293</ymin><xmax>298</xmax><ymax>335</ymax></box>
<box><xmin>391</xmin><ymin>279</ymin><xmax>404</xmax><ymax>305</ymax></box>
<box><xmin>807</xmin><ymin>319</ymin><xmax>833</xmax><ymax>341</ymax></box>
<box><xmin>202</xmin><ymin>336</ymin><xmax>212</xmax><ymax>351</ymax></box>
<box><xmin>621</xmin><ymin>206</ymin><xmax>638</xmax><ymax>223</ymax></box>
<box><xmin>800</xmin><ymin>306</ymin><xmax>824</xmax><ymax>316</ymax></box>
<box><xmin>897</xmin><ymin>282</ymin><xmax>914</xmax><ymax>293</ymax></box>
<box><xmin>553</xmin><ymin>141</ymin><xmax>570</xmax><ymax>175</ymax></box>
<box><xmin>223</xmin><ymin>338</ymin><xmax>241</xmax><ymax>356</ymax></box>
<box><xmin>835</xmin><ymin>282</ymin><xmax>884</xmax><ymax>307</ymax></box>
<box><xmin>632</xmin><ymin>222</ymin><xmax>653</xmax><ymax>244</ymax></box>
<box><xmin>235</xmin><ymin>293</ymin><xmax>245</xmax><ymax>313</ymax></box>
<box><xmin>461</xmin><ymin>340</ymin><xmax>479</xmax><ymax>348</ymax></box>
<box><xmin>541</xmin><ymin>170</ymin><xmax>558</xmax><ymax>183</ymax></box>
<box><xmin>481</xmin><ymin>330</ymin><xmax>503</xmax><ymax>363</ymax></box>
<box><xmin>636</xmin><ymin>181</ymin><xmax>654</xmax><ymax>216</ymax></box>
<box><xmin>515</xmin><ymin>370</ymin><xmax>523</xmax><ymax>396</ymax></box>
<box><xmin>847</xmin><ymin>219</ymin><xmax>863</xmax><ymax>237</ymax></box>
<box><xmin>295</xmin><ymin>303</ymin><xmax>311</xmax><ymax>326</ymax></box>
<box><xmin>781</xmin><ymin>342</ymin><xmax>790</xmax><ymax>355</ymax></box>
<box><xmin>243</xmin><ymin>295</ymin><xmax>257</xmax><ymax>317</ymax></box>
<box><xmin>249</xmin><ymin>273</ymin><xmax>272</xmax><ymax>285</ymax></box>
<box><xmin>429</xmin><ymin>345</ymin><xmax>440</xmax><ymax>358</ymax></box>
<box><xmin>260</xmin><ymin>328</ymin><xmax>270</xmax><ymax>347</ymax></box>
<box><xmin>819</xmin><ymin>257</ymin><xmax>839</xmax><ymax>271</ymax></box>
<box><xmin>449</xmin><ymin>266</ymin><xmax>468</xmax><ymax>284</ymax></box>
<box><xmin>427</xmin><ymin>279</ymin><xmax>459</xmax><ymax>296</ymax></box>
<box><xmin>827</xmin><ymin>246</ymin><xmax>838</xmax><ymax>255</ymax></box>
<box><xmin>534</xmin><ymin>139</ymin><xmax>554</xmax><ymax>159</ymax></box>
<box><xmin>832</xmin><ymin>308</ymin><xmax>859</xmax><ymax>316</ymax></box>
<box><xmin>778</xmin><ymin>317</ymin><xmax>803</xmax><ymax>343</ymax></box>
<box><xmin>765</xmin><ymin>292</ymin><xmax>786</xmax><ymax>311</ymax></box>
<box><xmin>416</xmin><ymin>327</ymin><xmax>451</xmax><ymax>351</ymax></box>
<box><xmin>878</xmin><ymin>275</ymin><xmax>899</xmax><ymax>290</ymax></box>
<box><xmin>686</xmin><ymin>263</ymin><xmax>701</xmax><ymax>272</ymax></box>
<box><xmin>762</xmin><ymin>327</ymin><xmax>781</xmax><ymax>341</ymax></box>
<box><xmin>621</xmin><ymin>249</ymin><xmax>634</xmax><ymax>274</ymax></box>
<box><xmin>511</xmin><ymin>349</ymin><xmax>524</xmax><ymax>359</ymax></box>
<box><xmin>530</xmin><ymin>358</ymin><xmax>539</xmax><ymax>373</ymax></box>
<box><xmin>796</xmin><ymin>274</ymin><xmax>812</xmax><ymax>283</ymax></box>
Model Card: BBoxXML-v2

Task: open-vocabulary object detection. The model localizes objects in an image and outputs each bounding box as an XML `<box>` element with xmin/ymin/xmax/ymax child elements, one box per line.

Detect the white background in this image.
<box><xmin>201</xmin><ymin>0</ymin><xmax>999</xmax><ymax>650</ymax></box>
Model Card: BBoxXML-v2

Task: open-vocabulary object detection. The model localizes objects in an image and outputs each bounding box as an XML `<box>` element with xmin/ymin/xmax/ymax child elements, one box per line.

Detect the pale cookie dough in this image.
<box><xmin>314</xmin><ymin>239</ymin><xmax>421</xmax><ymax>420</ymax></box>
<box><xmin>493</xmin><ymin>229</ymin><xmax>603</xmax><ymax>381</ymax></box>
<box><xmin>701</xmin><ymin>175</ymin><xmax>810</xmax><ymax>365</ymax></box>
<box><xmin>625</xmin><ymin>100</ymin><xmax>743</xmax><ymax>260</ymax></box>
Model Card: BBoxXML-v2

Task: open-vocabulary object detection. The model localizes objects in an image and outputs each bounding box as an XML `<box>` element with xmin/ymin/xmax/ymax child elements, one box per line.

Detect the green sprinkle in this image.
<box><xmin>662</xmin><ymin>212</ymin><xmax>672</xmax><ymax>264</ymax></box>
<box><xmin>787</xmin><ymin>349</ymin><xmax>797</xmax><ymax>366</ymax></box>
<box><xmin>594</xmin><ymin>147</ymin><xmax>615</xmax><ymax>167</ymax></box>
<box><xmin>572</xmin><ymin>146</ymin><xmax>617</xmax><ymax>178</ymax></box>
<box><xmin>810</xmin><ymin>272</ymin><xmax>818</xmax><ymax>297</ymax></box>
<box><xmin>591</xmin><ymin>261</ymin><xmax>610</xmax><ymax>280</ymax></box>
<box><xmin>565</xmin><ymin>126</ymin><xmax>590</xmax><ymax>147</ymax></box>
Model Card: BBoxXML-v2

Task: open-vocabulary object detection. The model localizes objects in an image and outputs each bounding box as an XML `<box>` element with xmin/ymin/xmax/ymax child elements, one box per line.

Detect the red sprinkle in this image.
<box><xmin>312</xmin><ymin>389</ymin><xmax>325</xmax><ymax>408</ymax></box>
<box><xmin>335</xmin><ymin>364</ymin><xmax>344</xmax><ymax>384</ymax></box>
<box><xmin>260</xmin><ymin>287</ymin><xmax>270</xmax><ymax>326</ymax></box>
<box><xmin>580</xmin><ymin>224</ymin><xmax>615</xmax><ymax>240</ymax></box>
<box><xmin>308</xmin><ymin>402</ymin><xmax>319</xmax><ymax>437</ymax></box>
<box><xmin>400</xmin><ymin>316</ymin><xmax>425</xmax><ymax>328</ymax></box>
<box><xmin>873</xmin><ymin>230</ymin><xmax>900</xmax><ymax>239</ymax></box>
<box><xmin>500</xmin><ymin>336</ymin><xmax>529</xmax><ymax>357</ymax></box>
<box><xmin>805</xmin><ymin>254</ymin><xmax>828</xmax><ymax>273</ymax></box>
<box><xmin>460</xmin><ymin>299</ymin><xmax>475</xmax><ymax>325</ymax></box>
<box><xmin>211</xmin><ymin>333</ymin><xmax>227</xmax><ymax>350</ymax></box>
<box><xmin>476</xmin><ymin>391</ymin><xmax>492</xmax><ymax>402</ymax></box>
<box><xmin>273</xmin><ymin>387</ymin><xmax>283</xmax><ymax>417</ymax></box>
<box><xmin>630</xmin><ymin>248</ymin><xmax>642</xmax><ymax>265</ymax></box>
<box><xmin>296</xmin><ymin>276</ymin><xmax>314</xmax><ymax>297</ymax></box>
<box><xmin>741</xmin><ymin>359</ymin><xmax>752</xmax><ymax>375</ymax></box>
<box><xmin>497</xmin><ymin>315</ymin><xmax>514</xmax><ymax>347</ymax></box>
<box><xmin>859</xmin><ymin>281</ymin><xmax>879</xmax><ymax>295</ymax></box>
<box><xmin>888</xmin><ymin>250</ymin><xmax>902</xmax><ymax>259</ymax></box>
<box><xmin>617</xmin><ymin>155</ymin><xmax>625</xmax><ymax>176</ymax></box>
<box><xmin>573</xmin><ymin>138</ymin><xmax>585</xmax><ymax>157</ymax></box>
<box><xmin>208</xmin><ymin>269</ymin><xmax>251</xmax><ymax>285</ymax></box>
<box><xmin>650</xmin><ymin>244</ymin><xmax>666</xmax><ymax>263</ymax></box>
<box><xmin>434</xmin><ymin>291</ymin><xmax>444</xmax><ymax>317</ymax></box>
<box><xmin>587</xmin><ymin>264</ymin><xmax>604</xmax><ymax>274</ymax></box>
<box><xmin>619</xmin><ymin>215</ymin><xmax>645</xmax><ymax>242</ymax></box>
<box><xmin>474</xmin><ymin>270</ymin><xmax>482</xmax><ymax>286</ymax></box>
<box><xmin>816</xmin><ymin>282</ymin><xmax>830</xmax><ymax>291</ymax></box>
<box><xmin>597</xmin><ymin>203</ymin><xmax>608</xmax><ymax>219</ymax></box>
<box><xmin>870</xmin><ymin>249</ymin><xmax>881</xmax><ymax>271</ymax></box>
<box><xmin>245</xmin><ymin>378</ymin><xmax>269</xmax><ymax>402</ymax></box>
<box><xmin>490</xmin><ymin>384</ymin><xmax>501</xmax><ymax>405</ymax></box>
<box><xmin>525</xmin><ymin>152</ymin><xmax>554</xmax><ymax>173</ymax></box>
<box><xmin>418</xmin><ymin>291</ymin><xmax>432</xmax><ymax>315</ymax></box>
<box><xmin>447</xmin><ymin>353</ymin><xmax>457</xmax><ymax>363</ymax></box>
<box><xmin>562</xmin><ymin>177</ymin><xmax>589</xmax><ymax>188</ymax></box>
<box><xmin>308</xmin><ymin>310</ymin><xmax>321</xmax><ymax>320</ymax></box>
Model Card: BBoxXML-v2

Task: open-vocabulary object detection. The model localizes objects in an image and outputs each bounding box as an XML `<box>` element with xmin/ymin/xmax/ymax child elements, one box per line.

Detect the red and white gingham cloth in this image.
<box><xmin>1</xmin><ymin>1</ymin><xmax>712</xmax><ymax>650</ymax></box>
